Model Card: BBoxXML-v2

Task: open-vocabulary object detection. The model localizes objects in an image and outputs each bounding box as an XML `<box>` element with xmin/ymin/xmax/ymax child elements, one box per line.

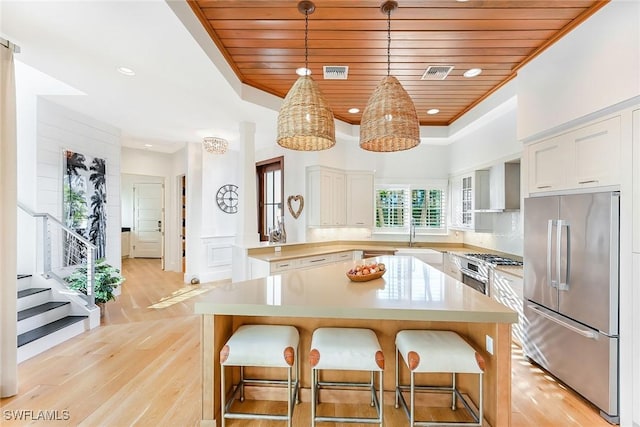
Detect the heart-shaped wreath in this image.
<box><xmin>287</xmin><ymin>195</ymin><xmax>304</xmax><ymax>219</ymax></box>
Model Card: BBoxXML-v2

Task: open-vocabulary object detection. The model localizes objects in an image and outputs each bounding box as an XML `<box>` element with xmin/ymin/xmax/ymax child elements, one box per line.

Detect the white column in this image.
<box><xmin>0</xmin><ymin>45</ymin><xmax>18</xmax><ymax>397</ymax></box>
<box><xmin>185</xmin><ymin>142</ymin><xmax>203</xmax><ymax>283</ymax></box>
<box><xmin>236</xmin><ymin>122</ymin><xmax>259</xmax><ymax>245</ymax></box>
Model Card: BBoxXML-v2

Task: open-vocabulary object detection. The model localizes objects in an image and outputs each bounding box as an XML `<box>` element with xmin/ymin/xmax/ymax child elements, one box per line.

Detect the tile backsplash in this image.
<box><xmin>462</xmin><ymin>211</ymin><xmax>523</xmax><ymax>256</ymax></box>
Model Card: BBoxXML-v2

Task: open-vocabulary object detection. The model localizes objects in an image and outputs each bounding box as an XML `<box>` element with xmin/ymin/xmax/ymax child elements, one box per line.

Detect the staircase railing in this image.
<box><xmin>18</xmin><ymin>202</ymin><xmax>97</xmax><ymax>307</ymax></box>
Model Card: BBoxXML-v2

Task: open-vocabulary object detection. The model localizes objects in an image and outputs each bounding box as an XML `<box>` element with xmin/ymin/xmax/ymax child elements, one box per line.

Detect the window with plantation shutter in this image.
<box><xmin>374</xmin><ymin>181</ymin><xmax>447</xmax><ymax>234</ymax></box>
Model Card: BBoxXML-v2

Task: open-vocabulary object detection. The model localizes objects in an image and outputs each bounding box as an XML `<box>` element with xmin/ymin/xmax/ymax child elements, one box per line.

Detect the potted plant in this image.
<box><xmin>64</xmin><ymin>259</ymin><xmax>124</xmax><ymax>312</ymax></box>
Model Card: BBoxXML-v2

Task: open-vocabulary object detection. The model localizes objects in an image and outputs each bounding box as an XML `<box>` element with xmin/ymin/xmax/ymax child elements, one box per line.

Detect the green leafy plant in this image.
<box><xmin>64</xmin><ymin>259</ymin><xmax>124</xmax><ymax>304</ymax></box>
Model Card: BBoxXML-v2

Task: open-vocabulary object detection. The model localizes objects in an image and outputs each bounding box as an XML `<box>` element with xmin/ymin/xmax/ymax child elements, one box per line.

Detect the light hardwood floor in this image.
<box><xmin>1</xmin><ymin>259</ymin><xmax>611</xmax><ymax>426</ymax></box>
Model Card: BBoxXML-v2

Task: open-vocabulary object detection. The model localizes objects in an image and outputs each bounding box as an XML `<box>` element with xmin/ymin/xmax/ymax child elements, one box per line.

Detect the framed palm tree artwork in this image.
<box><xmin>63</xmin><ymin>150</ymin><xmax>107</xmax><ymax>265</ymax></box>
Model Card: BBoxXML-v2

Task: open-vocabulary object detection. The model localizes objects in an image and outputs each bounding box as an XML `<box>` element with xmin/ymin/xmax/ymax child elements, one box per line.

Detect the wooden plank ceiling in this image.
<box><xmin>189</xmin><ymin>0</ymin><xmax>608</xmax><ymax>126</ymax></box>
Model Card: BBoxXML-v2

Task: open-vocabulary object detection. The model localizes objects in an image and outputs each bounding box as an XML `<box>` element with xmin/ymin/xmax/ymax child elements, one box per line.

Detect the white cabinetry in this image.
<box><xmin>633</xmin><ymin>109</ymin><xmax>640</xmax><ymax>252</ymax></box>
<box><xmin>307</xmin><ymin>166</ymin><xmax>346</xmax><ymax>226</ymax></box>
<box><xmin>249</xmin><ymin>251</ymin><xmax>357</xmax><ymax>279</ymax></box>
<box><xmin>449</xmin><ymin>171</ymin><xmax>491</xmax><ymax>231</ymax></box>
<box><xmin>346</xmin><ymin>172</ymin><xmax>374</xmax><ymax>226</ymax></box>
<box><xmin>527</xmin><ymin>116</ymin><xmax>621</xmax><ymax>193</ymax></box>
<box><xmin>121</xmin><ymin>231</ymin><xmax>130</xmax><ymax>258</ymax></box>
<box><xmin>444</xmin><ymin>253</ymin><xmax>462</xmax><ymax>281</ymax></box>
<box><xmin>307</xmin><ymin>166</ymin><xmax>374</xmax><ymax>227</ymax></box>
<box><xmin>491</xmin><ymin>269</ymin><xmax>524</xmax><ymax>345</ymax></box>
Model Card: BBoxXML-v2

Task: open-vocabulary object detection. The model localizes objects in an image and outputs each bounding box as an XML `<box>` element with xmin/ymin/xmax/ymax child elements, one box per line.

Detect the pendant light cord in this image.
<box><xmin>305</xmin><ymin>8</ymin><xmax>309</xmax><ymax>73</ymax></box>
<box><xmin>386</xmin><ymin>7</ymin><xmax>391</xmax><ymax>77</ymax></box>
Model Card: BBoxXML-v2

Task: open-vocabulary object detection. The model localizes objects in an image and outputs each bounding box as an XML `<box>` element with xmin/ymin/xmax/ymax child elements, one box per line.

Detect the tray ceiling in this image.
<box><xmin>189</xmin><ymin>0</ymin><xmax>608</xmax><ymax>126</ymax></box>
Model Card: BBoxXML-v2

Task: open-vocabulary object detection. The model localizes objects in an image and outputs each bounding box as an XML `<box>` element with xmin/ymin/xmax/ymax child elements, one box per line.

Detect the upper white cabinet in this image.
<box><xmin>449</xmin><ymin>170</ymin><xmax>491</xmax><ymax>232</ymax></box>
<box><xmin>527</xmin><ymin>116</ymin><xmax>621</xmax><ymax>193</ymax></box>
<box><xmin>307</xmin><ymin>166</ymin><xmax>346</xmax><ymax>226</ymax></box>
<box><xmin>346</xmin><ymin>172</ymin><xmax>374</xmax><ymax>227</ymax></box>
<box><xmin>307</xmin><ymin>166</ymin><xmax>374</xmax><ymax>227</ymax></box>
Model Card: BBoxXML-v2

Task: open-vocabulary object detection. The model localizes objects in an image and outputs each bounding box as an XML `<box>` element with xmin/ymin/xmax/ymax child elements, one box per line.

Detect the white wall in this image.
<box><xmin>120</xmin><ymin>146</ymin><xmax>185</xmax><ymax>273</ymax></box>
<box><xmin>517</xmin><ymin>0</ymin><xmax>640</xmax><ymax>141</ymax></box>
<box><xmin>36</xmin><ymin>98</ymin><xmax>121</xmax><ymax>269</ymax></box>
<box><xmin>448</xmin><ymin>106</ymin><xmax>520</xmax><ymax>176</ymax></box>
<box><xmin>15</xmin><ymin>61</ymin><xmax>84</xmax><ymax>274</ymax></box>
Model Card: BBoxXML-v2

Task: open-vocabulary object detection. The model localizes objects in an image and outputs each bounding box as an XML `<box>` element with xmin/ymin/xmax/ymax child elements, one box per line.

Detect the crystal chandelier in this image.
<box><xmin>203</xmin><ymin>137</ymin><xmax>228</xmax><ymax>154</ymax></box>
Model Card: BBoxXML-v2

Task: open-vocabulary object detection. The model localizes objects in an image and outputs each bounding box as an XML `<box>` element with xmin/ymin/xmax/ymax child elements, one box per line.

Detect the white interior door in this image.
<box><xmin>133</xmin><ymin>183</ymin><xmax>164</xmax><ymax>259</ymax></box>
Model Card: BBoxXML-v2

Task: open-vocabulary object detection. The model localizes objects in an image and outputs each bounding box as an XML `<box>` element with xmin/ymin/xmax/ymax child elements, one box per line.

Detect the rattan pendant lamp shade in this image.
<box><xmin>360</xmin><ymin>1</ymin><xmax>420</xmax><ymax>152</ymax></box>
<box><xmin>277</xmin><ymin>1</ymin><xmax>335</xmax><ymax>151</ymax></box>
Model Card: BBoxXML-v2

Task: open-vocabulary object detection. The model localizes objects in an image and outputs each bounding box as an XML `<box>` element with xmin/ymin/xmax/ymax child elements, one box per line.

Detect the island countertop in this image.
<box><xmin>195</xmin><ymin>255</ymin><xmax>517</xmax><ymax>324</ymax></box>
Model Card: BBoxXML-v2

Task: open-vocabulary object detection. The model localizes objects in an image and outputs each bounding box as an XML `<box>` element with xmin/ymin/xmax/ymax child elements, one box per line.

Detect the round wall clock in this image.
<box><xmin>216</xmin><ymin>184</ymin><xmax>239</xmax><ymax>214</ymax></box>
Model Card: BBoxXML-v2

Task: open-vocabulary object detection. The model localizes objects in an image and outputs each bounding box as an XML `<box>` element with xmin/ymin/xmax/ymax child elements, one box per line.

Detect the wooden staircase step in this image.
<box><xmin>17</xmin><ymin>316</ymin><xmax>87</xmax><ymax>347</ymax></box>
<box><xmin>17</xmin><ymin>301</ymin><xmax>70</xmax><ymax>321</ymax></box>
<box><xmin>17</xmin><ymin>287</ymin><xmax>50</xmax><ymax>299</ymax></box>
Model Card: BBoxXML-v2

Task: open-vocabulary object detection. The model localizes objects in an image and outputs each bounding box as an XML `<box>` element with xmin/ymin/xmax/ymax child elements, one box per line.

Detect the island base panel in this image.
<box><xmin>201</xmin><ymin>315</ymin><xmax>511</xmax><ymax>427</ymax></box>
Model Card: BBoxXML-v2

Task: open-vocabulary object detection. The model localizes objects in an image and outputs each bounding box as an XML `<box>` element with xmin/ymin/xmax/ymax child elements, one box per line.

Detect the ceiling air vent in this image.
<box><xmin>421</xmin><ymin>65</ymin><xmax>454</xmax><ymax>80</ymax></box>
<box><xmin>323</xmin><ymin>65</ymin><xmax>349</xmax><ymax>80</ymax></box>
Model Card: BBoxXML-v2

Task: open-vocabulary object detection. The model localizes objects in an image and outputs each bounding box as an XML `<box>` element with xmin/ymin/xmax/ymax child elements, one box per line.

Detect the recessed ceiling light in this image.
<box><xmin>117</xmin><ymin>66</ymin><xmax>136</xmax><ymax>76</ymax></box>
<box><xmin>144</xmin><ymin>144</ymin><xmax>153</xmax><ymax>148</ymax></box>
<box><xmin>427</xmin><ymin>109</ymin><xmax>440</xmax><ymax>115</ymax></box>
<box><xmin>464</xmin><ymin>68</ymin><xmax>482</xmax><ymax>78</ymax></box>
<box><xmin>348</xmin><ymin>108</ymin><xmax>360</xmax><ymax>114</ymax></box>
<box><xmin>296</xmin><ymin>67</ymin><xmax>311</xmax><ymax>76</ymax></box>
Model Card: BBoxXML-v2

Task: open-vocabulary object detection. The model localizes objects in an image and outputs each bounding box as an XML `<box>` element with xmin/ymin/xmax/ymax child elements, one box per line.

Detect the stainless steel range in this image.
<box><xmin>460</xmin><ymin>253</ymin><xmax>523</xmax><ymax>295</ymax></box>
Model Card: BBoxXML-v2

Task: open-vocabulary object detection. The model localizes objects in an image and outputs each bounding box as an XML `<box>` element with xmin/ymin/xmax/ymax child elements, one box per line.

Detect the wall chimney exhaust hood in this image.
<box><xmin>474</xmin><ymin>161</ymin><xmax>521</xmax><ymax>212</ymax></box>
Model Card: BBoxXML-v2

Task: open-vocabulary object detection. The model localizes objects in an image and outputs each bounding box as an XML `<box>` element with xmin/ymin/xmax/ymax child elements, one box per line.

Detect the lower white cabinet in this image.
<box><xmin>444</xmin><ymin>253</ymin><xmax>462</xmax><ymax>282</ymax></box>
<box><xmin>249</xmin><ymin>251</ymin><xmax>357</xmax><ymax>279</ymax></box>
<box><xmin>491</xmin><ymin>269</ymin><xmax>524</xmax><ymax>345</ymax></box>
<box><xmin>121</xmin><ymin>231</ymin><xmax>130</xmax><ymax>258</ymax></box>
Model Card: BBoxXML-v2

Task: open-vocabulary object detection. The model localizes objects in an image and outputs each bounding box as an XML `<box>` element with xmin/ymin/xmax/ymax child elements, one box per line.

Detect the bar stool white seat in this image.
<box><xmin>220</xmin><ymin>324</ymin><xmax>300</xmax><ymax>427</ymax></box>
<box><xmin>310</xmin><ymin>327</ymin><xmax>384</xmax><ymax>426</ymax></box>
<box><xmin>395</xmin><ymin>330</ymin><xmax>485</xmax><ymax>426</ymax></box>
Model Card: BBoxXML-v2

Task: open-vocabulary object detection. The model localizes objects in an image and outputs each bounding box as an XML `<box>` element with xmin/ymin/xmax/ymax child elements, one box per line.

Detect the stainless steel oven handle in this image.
<box><xmin>527</xmin><ymin>304</ymin><xmax>597</xmax><ymax>339</ymax></box>
<box><xmin>459</xmin><ymin>267</ymin><xmax>488</xmax><ymax>284</ymax></box>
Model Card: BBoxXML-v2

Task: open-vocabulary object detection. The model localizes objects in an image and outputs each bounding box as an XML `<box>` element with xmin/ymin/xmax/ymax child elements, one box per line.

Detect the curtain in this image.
<box><xmin>0</xmin><ymin>43</ymin><xmax>18</xmax><ymax>397</ymax></box>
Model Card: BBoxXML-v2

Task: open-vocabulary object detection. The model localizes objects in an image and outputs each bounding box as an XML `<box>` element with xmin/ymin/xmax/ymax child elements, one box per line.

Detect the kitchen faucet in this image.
<box><xmin>409</xmin><ymin>220</ymin><xmax>416</xmax><ymax>247</ymax></box>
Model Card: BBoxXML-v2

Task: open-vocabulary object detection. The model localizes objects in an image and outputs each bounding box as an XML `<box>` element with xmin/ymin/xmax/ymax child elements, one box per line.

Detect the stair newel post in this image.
<box><xmin>42</xmin><ymin>216</ymin><xmax>52</xmax><ymax>277</ymax></box>
<box><xmin>87</xmin><ymin>247</ymin><xmax>96</xmax><ymax>308</ymax></box>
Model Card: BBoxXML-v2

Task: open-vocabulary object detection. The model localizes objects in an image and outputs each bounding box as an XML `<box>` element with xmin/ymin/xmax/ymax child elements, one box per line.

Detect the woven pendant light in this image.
<box><xmin>277</xmin><ymin>1</ymin><xmax>335</xmax><ymax>151</ymax></box>
<box><xmin>360</xmin><ymin>1</ymin><xmax>420</xmax><ymax>152</ymax></box>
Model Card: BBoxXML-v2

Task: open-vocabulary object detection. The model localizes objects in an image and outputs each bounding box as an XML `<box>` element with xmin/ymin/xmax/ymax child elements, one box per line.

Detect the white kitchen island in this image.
<box><xmin>196</xmin><ymin>255</ymin><xmax>517</xmax><ymax>427</ymax></box>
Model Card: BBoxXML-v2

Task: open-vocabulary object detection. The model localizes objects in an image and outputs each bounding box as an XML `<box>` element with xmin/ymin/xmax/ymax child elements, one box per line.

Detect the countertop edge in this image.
<box><xmin>194</xmin><ymin>303</ymin><xmax>518</xmax><ymax>324</ymax></box>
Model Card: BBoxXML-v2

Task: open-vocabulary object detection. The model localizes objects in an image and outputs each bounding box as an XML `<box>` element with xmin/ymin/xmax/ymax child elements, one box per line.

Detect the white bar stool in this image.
<box><xmin>220</xmin><ymin>324</ymin><xmax>300</xmax><ymax>427</ymax></box>
<box><xmin>395</xmin><ymin>330</ymin><xmax>485</xmax><ymax>426</ymax></box>
<box><xmin>309</xmin><ymin>327</ymin><xmax>384</xmax><ymax>426</ymax></box>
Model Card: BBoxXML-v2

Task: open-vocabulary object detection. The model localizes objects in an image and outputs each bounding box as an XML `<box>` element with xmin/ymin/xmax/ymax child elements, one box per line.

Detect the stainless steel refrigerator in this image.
<box><xmin>523</xmin><ymin>191</ymin><xmax>619</xmax><ymax>423</ymax></box>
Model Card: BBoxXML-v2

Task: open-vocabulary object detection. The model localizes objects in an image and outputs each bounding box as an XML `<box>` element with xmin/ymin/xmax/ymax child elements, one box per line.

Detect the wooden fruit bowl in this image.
<box><xmin>346</xmin><ymin>270</ymin><xmax>386</xmax><ymax>282</ymax></box>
